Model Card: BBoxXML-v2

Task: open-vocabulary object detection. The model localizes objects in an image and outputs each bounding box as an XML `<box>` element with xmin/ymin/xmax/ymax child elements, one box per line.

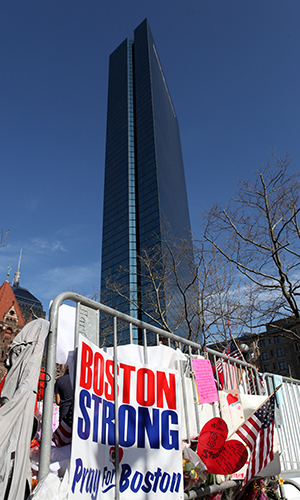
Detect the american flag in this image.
<box><xmin>236</xmin><ymin>394</ymin><xmax>275</xmax><ymax>486</ymax></box>
<box><xmin>223</xmin><ymin>339</ymin><xmax>241</xmax><ymax>359</ymax></box>
<box><xmin>53</xmin><ymin>405</ymin><xmax>73</xmax><ymax>447</ymax></box>
<box><xmin>244</xmin><ymin>369</ymin><xmax>265</xmax><ymax>396</ymax></box>
<box><xmin>216</xmin><ymin>339</ymin><xmax>242</xmax><ymax>389</ymax></box>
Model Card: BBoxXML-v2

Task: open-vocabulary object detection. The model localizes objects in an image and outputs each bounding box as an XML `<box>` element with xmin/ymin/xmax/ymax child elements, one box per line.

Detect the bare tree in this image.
<box><xmin>104</xmin><ymin>234</ymin><xmax>249</xmax><ymax>346</ymax></box>
<box><xmin>204</xmin><ymin>151</ymin><xmax>300</xmax><ymax>339</ymax></box>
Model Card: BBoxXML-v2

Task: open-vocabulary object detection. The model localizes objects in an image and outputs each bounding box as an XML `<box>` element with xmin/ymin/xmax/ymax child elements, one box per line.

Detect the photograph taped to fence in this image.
<box><xmin>69</xmin><ymin>335</ymin><xmax>183</xmax><ymax>499</ymax></box>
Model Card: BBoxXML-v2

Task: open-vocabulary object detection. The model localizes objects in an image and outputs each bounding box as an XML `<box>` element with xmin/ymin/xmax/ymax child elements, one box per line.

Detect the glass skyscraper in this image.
<box><xmin>101</xmin><ymin>19</ymin><xmax>193</xmax><ymax>343</ymax></box>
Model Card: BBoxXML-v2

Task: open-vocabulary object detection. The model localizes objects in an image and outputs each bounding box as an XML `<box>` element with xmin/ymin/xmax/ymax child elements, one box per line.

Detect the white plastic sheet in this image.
<box><xmin>28</xmin><ymin>469</ymin><xmax>69</xmax><ymax>499</ymax></box>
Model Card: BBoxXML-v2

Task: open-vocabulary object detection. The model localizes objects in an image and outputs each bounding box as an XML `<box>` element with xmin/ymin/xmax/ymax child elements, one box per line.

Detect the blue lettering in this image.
<box><xmin>72</xmin><ymin>456</ymin><xmax>180</xmax><ymax>497</ymax></box>
<box><xmin>120</xmin><ymin>463</ymin><xmax>131</xmax><ymax>492</ymax></box>
<box><xmin>71</xmin><ymin>457</ymin><xmax>83</xmax><ymax>493</ymax></box>
<box><xmin>131</xmin><ymin>471</ymin><xmax>143</xmax><ymax>492</ymax></box>
<box><xmin>152</xmin><ymin>467</ymin><xmax>162</xmax><ymax>492</ymax></box>
<box><xmin>160</xmin><ymin>472</ymin><xmax>171</xmax><ymax>492</ymax></box>
<box><xmin>161</xmin><ymin>410</ymin><xmax>179</xmax><ymax>450</ymax></box>
<box><xmin>80</xmin><ymin>467</ymin><xmax>89</xmax><ymax>493</ymax></box>
<box><xmin>141</xmin><ymin>471</ymin><xmax>154</xmax><ymax>493</ymax></box>
<box><xmin>101</xmin><ymin>467</ymin><xmax>115</xmax><ymax>493</ymax></box>
<box><xmin>102</xmin><ymin>467</ymin><xmax>107</xmax><ymax>488</ymax></box>
<box><xmin>119</xmin><ymin>404</ymin><xmax>136</xmax><ymax>447</ymax></box>
<box><xmin>137</xmin><ymin>407</ymin><xmax>159</xmax><ymax>448</ymax></box>
<box><xmin>105</xmin><ymin>470</ymin><xmax>112</xmax><ymax>485</ymax></box>
<box><xmin>78</xmin><ymin>389</ymin><xmax>91</xmax><ymax>440</ymax></box>
<box><xmin>86</xmin><ymin>469</ymin><xmax>94</xmax><ymax>493</ymax></box>
<box><xmin>170</xmin><ymin>472</ymin><xmax>182</xmax><ymax>493</ymax></box>
<box><xmin>91</xmin><ymin>470</ymin><xmax>101</xmax><ymax>500</ymax></box>
<box><xmin>78</xmin><ymin>391</ymin><xmax>180</xmax><ymax>451</ymax></box>
<box><xmin>71</xmin><ymin>458</ymin><xmax>101</xmax><ymax>499</ymax></box>
<box><xmin>92</xmin><ymin>394</ymin><xmax>102</xmax><ymax>442</ymax></box>
<box><xmin>101</xmin><ymin>400</ymin><xmax>115</xmax><ymax>445</ymax></box>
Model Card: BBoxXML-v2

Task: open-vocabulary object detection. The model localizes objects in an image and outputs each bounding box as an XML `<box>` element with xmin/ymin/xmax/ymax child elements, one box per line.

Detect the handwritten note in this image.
<box><xmin>192</xmin><ymin>358</ymin><xmax>219</xmax><ymax>404</ymax></box>
<box><xmin>197</xmin><ymin>417</ymin><xmax>248</xmax><ymax>475</ymax></box>
<box><xmin>198</xmin><ymin>438</ymin><xmax>248</xmax><ymax>474</ymax></box>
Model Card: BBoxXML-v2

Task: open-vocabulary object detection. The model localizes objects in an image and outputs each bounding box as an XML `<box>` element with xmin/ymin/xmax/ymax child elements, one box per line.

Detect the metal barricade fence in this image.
<box><xmin>263</xmin><ymin>373</ymin><xmax>300</xmax><ymax>479</ymax></box>
<box><xmin>39</xmin><ymin>292</ymin><xmax>266</xmax><ymax>498</ymax></box>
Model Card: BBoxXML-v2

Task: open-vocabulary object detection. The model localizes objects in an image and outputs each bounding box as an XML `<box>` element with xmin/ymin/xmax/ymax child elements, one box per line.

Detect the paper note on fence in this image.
<box><xmin>218</xmin><ymin>390</ymin><xmax>244</xmax><ymax>433</ymax></box>
<box><xmin>192</xmin><ymin>358</ymin><xmax>218</xmax><ymax>403</ymax></box>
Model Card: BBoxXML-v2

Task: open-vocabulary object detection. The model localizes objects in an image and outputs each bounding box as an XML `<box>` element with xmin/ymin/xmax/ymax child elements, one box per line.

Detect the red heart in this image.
<box><xmin>197</xmin><ymin>417</ymin><xmax>228</xmax><ymax>452</ymax></box>
<box><xmin>199</xmin><ymin>430</ymin><xmax>226</xmax><ymax>451</ymax></box>
<box><xmin>109</xmin><ymin>446</ymin><xmax>124</xmax><ymax>465</ymax></box>
<box><xmin>198</xmin><ymin>439</ymin><xmax>248</xmax><ymax>474</ymax></box>
<box><xmin>197</xmin><ymin>417</ymin><xmax>248</xmax><ymax>475</ymax></box>
<box><xmin>227</xmin><ymin>393</ymin><xmax>239</xmax><ymax>406</ymax></box>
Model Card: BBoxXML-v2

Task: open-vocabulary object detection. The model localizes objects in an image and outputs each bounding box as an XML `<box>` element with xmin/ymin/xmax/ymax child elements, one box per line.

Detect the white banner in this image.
<box><xmin>69</xmin><ymin>336</ymin><xmax>183</xmax><ymax>499</ymax></box>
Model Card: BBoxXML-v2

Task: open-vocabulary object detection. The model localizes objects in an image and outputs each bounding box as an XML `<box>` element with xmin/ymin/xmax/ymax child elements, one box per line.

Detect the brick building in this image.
<box><xmin>0</xmin><ymin>278</ymin><xmax>26</xmax><ymax>380</ymax></box>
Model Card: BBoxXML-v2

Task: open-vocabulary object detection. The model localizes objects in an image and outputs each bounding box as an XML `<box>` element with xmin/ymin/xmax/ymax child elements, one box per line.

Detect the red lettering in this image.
<box><xmin>136</xmin><ymin>368</ymin><xmax>155</xmax><ymax>406</ymax></box>
<box><xmin>156</xmin><ymin>372</ymin><xmax>176</xmax><ymax>409</ymax></box>
<box><xmin>120</xmin><ymin>363</ymin><xmax>136</xmax><ymax>404</ymax></box>
<box><xmin>80</xmin><ymin>342</ymin><xmax>93</xmax><ymax>389</ymax></box>
<box><xmin>105</xmin><ymin>360</ymin><xmax>119</xmax><ymax>400</ymax></box>
<box><xmin>93</xmin><ymin>352</ymin><xmax>105</xmax><ymax>396</ymax></box>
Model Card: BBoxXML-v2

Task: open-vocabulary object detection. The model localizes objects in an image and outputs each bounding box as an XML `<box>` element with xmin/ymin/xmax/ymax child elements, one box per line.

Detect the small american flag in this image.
<box><xmin>53</xmin><ymin>406</ymin><xmax>73</xmax><ymax>447</ymax></box>
<box><xmin>216</xmin><ymin>339</ymin><xmax>242</xmax><ymax>389</ymax></box>
<box><xmin>248</xmin><ymin>368</ymin><xmax>259</xmax><ymax>395</ymax></box>
<box><xmin>236</xmin><ymin>394</ymin><xmax>275</xmax><ymax>486</ymax></box>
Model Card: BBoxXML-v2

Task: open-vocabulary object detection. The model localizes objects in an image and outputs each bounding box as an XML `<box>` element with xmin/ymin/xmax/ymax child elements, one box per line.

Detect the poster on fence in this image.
<box><xmin>218</xmin><ymin>390</ymin><xmax>244</xmax><ymax>434</ymax></box>
<box><xmin>69</xmin><ymin>335</ymin><xmax>183</xmax><ymax>499</ymax></box>
<box><xmin>192</xmin><ymin>358</ymin><xmax>219</xmax><ymax>403</ymax></box>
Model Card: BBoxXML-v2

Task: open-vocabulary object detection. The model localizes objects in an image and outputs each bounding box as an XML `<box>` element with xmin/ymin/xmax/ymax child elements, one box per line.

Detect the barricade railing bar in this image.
<box><xmin>206</xmin><ymin>349</ymin><xmax>262</xmax><ymax>396</ymax></box>
<box><xmin>39</xmin><ymin>292</ymin><xmax>287</xmax><ymax>499</ymax></box>
<box><xmin>39</xmin><ymin>292</ymin><xmax>208</xmax><ymax>483</ymax></box>
<box><xmin>263</xmin><ymin>372</ymin><xmax>300</xmax><ymax>478</ymax></box>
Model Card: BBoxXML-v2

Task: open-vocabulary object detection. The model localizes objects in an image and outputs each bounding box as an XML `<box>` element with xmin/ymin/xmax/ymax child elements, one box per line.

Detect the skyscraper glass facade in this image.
<box><xmin>101</xmin><ymin>19</ymin><xmax>193</xmax><ymax>343</ymax></box>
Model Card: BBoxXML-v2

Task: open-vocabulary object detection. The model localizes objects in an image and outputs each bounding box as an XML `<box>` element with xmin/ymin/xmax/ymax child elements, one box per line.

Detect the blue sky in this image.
<box><xmin>1</xmin><ymin>0</ymin><xmax>300</xmax><ymax>314</ymax></box>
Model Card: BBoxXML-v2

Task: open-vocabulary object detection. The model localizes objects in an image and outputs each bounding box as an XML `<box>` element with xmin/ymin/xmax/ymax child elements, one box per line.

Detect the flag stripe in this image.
<box><xmin>236</xmin><ymin>394</ymin><xmax>275</xmax><ymax>486</ymax></box>
<box><xmin>52</xmin><ymin>406</ymin><xmax>73</xmax><ymax>447</ymax></box>
<box><xmin>216</xmin><ymin>339</ymin><xmax>242</xmax><ymax>390</ymax></box>
<box><xmin>53</xmin><ymin>421</ymin><xmax>72</xmax><ymax>447</ymax></box>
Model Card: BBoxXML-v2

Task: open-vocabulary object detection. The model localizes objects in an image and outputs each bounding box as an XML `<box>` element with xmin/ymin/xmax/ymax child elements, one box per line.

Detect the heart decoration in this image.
<box><xmin>198</xmin><ymin>417</ymin><xmax>227</xmax><ymax>450</ymax></box>
<box><xmin>226</xmin><ymin>393</ymin><xmax>239</xmax><ymax>406</ymax></box>
<box><xmin>197</xmin><ymin>417</ymin><xmax>248</xmax><ymax>475</ymax></box>
<box><xmin>109</xmin><ymin>446</ymin><xmax>124</xmax><ymax>467</ymax></box>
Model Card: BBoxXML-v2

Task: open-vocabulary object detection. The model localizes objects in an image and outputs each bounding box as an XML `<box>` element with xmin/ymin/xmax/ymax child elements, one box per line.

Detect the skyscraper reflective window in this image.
<box><xmin>101</xmin><ymin>19</ymin><xmax>193</xmax><ymax>344</ymax></box>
